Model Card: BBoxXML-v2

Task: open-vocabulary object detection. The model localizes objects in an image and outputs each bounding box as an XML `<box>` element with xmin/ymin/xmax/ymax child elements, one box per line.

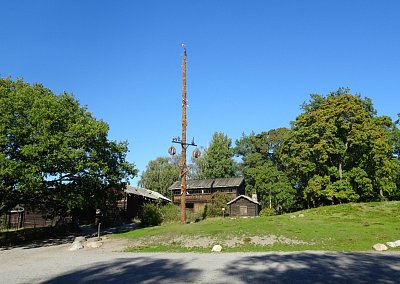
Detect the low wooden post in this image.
<box><xmin>97</xmin><ymin>222</ymin><xmax>101</xmax><ymax>241</ymax></box>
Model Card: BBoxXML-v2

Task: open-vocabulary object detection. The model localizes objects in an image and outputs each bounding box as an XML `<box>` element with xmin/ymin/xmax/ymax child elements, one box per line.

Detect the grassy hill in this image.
<box><xmin>115</xmin><ymin>201</ymin><xmax>400</xmax><ymax>252</ymax></box>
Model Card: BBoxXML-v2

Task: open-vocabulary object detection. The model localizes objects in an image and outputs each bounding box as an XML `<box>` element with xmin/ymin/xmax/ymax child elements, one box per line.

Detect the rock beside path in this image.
<box><xmin>69</xmin><ymin>236</ymin><xmax>105</xmax><ymax>251</ymax></box>
<box><xmin>373</xmin><ymin>243</ymin><xmax>388</xmax><ymax>251</ymax></box>
<box><xmin>212</xmin><ymin>244</ymin><xmax>222</xmax><ymax>252</ymax></box>
<box><xmin>386</xmin><ymin>240</ymin><xmax>400</xmax><ymax>248</ymax></box>
<box><xmin>69</xmin><ymin>239</ymin><xmax>85</xmax><ymax>251</ymax></box>
<box><xmin>86</xmin><ymin>240</ymin><xmax>103</xmax><ymax>248</ymax></box>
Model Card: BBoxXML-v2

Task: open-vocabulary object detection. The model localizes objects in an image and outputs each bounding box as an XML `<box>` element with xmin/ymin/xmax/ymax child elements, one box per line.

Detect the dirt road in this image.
<box><xmin>1</xmin><ymin>238</ymin><xmax>400</xmax><ymax>283</ymax></box>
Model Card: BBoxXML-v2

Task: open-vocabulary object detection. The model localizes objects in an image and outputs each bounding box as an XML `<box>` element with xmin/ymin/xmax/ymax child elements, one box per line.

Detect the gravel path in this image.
<box><xmin>1</xmin><ymin>238</ymin><xmax>400</xmax><ymax>283</ymax></box>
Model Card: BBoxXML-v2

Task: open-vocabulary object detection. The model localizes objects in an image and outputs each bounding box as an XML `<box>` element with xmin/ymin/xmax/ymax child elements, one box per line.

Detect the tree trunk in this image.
<box><xmin>269</xmin><ymin>189</ymin><xmax>272</xmax><ymax>209</ymax></box>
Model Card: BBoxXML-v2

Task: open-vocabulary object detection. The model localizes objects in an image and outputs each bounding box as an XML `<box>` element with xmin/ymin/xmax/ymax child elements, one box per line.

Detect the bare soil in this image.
<box><xmin>122</xmin><ymin>234</ymin><xmax>311</xmax><ymax>249</ymax></box>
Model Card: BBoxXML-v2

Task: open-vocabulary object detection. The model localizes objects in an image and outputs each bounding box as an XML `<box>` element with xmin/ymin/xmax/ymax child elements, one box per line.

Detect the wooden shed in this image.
<box><xmin>227</xmin><ymin>195</ymin><xmax>260</xmax><ymax>217</ymax></box>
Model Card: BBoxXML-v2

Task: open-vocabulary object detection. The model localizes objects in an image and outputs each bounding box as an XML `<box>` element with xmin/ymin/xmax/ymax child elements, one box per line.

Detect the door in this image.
<box><xmin>239</xmin><ymin>206</ymin><xmax>248</xmax><ymax>216</ymax></box>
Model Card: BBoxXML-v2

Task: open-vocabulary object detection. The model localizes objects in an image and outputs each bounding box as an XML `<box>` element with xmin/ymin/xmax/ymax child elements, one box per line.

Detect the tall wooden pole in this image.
<box><xmin>180</xmin><ymin>47</ymin><xmax>187</xmax><ymax>224</ymax></box>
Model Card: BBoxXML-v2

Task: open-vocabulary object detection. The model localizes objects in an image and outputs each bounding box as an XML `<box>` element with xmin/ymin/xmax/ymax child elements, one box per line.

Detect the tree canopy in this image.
<box><xmin>281</xmin><ymin>89</ymin><xmax>399</xmax><ymax>207</ymax></box>
<box><xmin>235</xmin><ymin>129</ymin><xmax>296</xmax><ymax>211</ymax></box>
<box><xmin>194</xmin><ymin>132</ymin><xmax>237</xmax><ymax>179</ymax></box>
<box><xmin>0</xmin><ymin>78</ymin><xmax>137</xmax><ymax>217</ymax></box>
<box><xmin>138</xmin><ymin>156</ymin><xmax>180</xmax><ymax>198</ymax></box>
<box><xmin>233</xmin><ymin>89</ymin><xmax>400</xmax><ymax>211</ymax></box>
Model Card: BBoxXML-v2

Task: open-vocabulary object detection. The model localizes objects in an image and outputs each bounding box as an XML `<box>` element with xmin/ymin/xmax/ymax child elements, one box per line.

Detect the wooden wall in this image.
<box><xmin>229</xmin><ymin>197</ymin><xmax>259</xmax><ymax>217</ymax></box>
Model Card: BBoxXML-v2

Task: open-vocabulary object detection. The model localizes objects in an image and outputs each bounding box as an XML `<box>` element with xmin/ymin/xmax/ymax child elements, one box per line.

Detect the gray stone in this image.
<box><xmin>211</xmin><ymin>245</ymin><xmax>222</xmax><ymax>252</ymax></box>
<box><xmin>298</xmin><ymin>214</ymin><xmax>305</xmax><ymax>218</ymax></box>
<box><xmin>386</xmin><ymin>240</ymin><xmax>400</xmax><ymax>248</ymax></box>
<box><xmin>68</xmin><ymin>242</ymin><xmax>84</xmax><ymax>251</ymax></box>
<box><xmin>86</xmin><ymin>241</ymin><xmax>103</xmax><ymax>248</ymax></box>
<box><xmin>74</xmin><ymin>236</ymin><xmax>86</xmax><ymax>243</ymax></box>
<box><xmin>372</xmin><ymin>243</ymin><xmax>388</xmax><ymax>251</ymax></box>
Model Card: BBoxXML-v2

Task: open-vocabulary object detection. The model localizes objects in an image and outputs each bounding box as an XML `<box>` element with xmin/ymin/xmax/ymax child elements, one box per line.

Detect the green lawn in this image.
<box><xmin>114</xmin><ymin>201</ymin><xmax>400</xmax><ymax>252</ymax></box>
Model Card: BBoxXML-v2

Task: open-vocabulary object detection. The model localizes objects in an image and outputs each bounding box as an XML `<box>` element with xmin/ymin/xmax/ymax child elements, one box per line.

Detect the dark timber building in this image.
<box><xmin>169</xmin><ymin>177</ymin><xmax>245</xmax><ymax>213</ymax></box>
<box><xmin>227</xmin><ymin>195</ymin><xmax>260</xmax><ymax>217</ymax></box>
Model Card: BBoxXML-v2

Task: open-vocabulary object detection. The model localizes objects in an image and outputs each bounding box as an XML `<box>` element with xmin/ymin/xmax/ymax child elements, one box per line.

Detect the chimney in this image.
<box><xmin>252</xmin><ymin>193</ymin><xmax>258</xmax><ymax>202</ymax></box>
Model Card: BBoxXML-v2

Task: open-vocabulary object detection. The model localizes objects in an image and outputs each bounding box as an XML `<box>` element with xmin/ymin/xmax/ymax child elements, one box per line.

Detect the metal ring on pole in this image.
<box><xmin>168</xmin><ymin>146</ymin><xmax>176</xmax><ymax>156</ymax></box>
<box><xmin>192</xmin><ymin>148</ymin><xmax>201</xmax><ymax>159</ymax></box>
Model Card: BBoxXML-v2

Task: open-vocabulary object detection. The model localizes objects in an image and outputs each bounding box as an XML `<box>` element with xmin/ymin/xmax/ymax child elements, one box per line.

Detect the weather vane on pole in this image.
<box><xmin>168</xmin><ymin>44</ymin><xmax>201</xmax><ymax>224</ymax></box>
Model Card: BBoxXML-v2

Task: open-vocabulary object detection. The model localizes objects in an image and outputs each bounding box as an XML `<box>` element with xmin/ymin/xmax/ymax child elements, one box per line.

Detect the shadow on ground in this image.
<box><xmin>42</xmin><ymin>257</ymin><xmax>201</xmax><ymax>283</ymax></box>
<box><xmin>40</xmin><ymin>252</ymin><xmax>400</xmax><ymax>283</ymax></box>
<box><xmin>0</xmin><ymin>233</ymin><xmax>76</xmax><ymax>250</ymax></box>
<box><xmin>0</xmin><ymin>222</ymin><xmax>140</xmax><ymax>251</ymax></box>
<box><xmin>224</xmin><ymin>252</ymin><xmax>400</xmax><ymax>283</ymax></box>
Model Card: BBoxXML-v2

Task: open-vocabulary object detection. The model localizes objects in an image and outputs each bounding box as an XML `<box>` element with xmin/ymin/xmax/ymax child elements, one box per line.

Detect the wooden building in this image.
<box><xmin>4</xmin><ymin>207</ymin><xmax>59</xmax><ymax>230</ymax></box>
<box><xmin>118</xmin><ymin>185</ymin><xmax>171</xmax><ymax>220</ymax></box>
<box><xmin>227</xmin><ymin>195</ymin><xmax>260</xmax><ymax>217</ymax></box>
<box><xmin>169</xmin><ymin>177</ymin><xmax>245</xmax><ymax>213</ymax></box>
<box><xmin>2</xmin><ymin>185</ymin><xmax>171</xmax><ymax>229</ymax></box>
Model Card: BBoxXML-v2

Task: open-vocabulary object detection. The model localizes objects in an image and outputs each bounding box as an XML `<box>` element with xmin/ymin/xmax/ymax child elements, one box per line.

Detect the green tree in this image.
<box><xmin>204</xmin><ymin>191</ymin><xmax>231</xmax><ymax>217</ymax></box>
<box><xmin>235</xmin><ymin>129</ymin><xmax>296</xmax><ymax>212</ymax></box>
<box><xmin>245</xmin><ymin>161</ymin><xmax>296</xmax><ymax>212</ymax></box>
<box><xmin>281</xmin><ymin>89</ymin><xmax>398</xmax><ymax>207</ymax></box>
<box><xmin>196</xmin><ymin>132</ymin><xmax>237</xmax><ymax>179</ymax></box>
<box><xmin>138</xmin><ymin>156</ymin><xmax>180</xmax><ymax>198</ymax></box>
<box><xmin>0</xmin><ymin>77</ymin><xmax>137</xmax><ymax>217</ymax></box>
<box><xmin>235</xmin><ymin>128</ymin><xmax>290</xmax><ymax>169</ymax></box>
<box><xmin>392</xmin><ymin>113</ymin><xmax>400</xmax><ymax>199</ymax></box>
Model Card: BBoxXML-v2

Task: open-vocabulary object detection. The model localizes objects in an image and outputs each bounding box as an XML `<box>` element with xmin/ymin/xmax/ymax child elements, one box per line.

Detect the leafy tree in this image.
<box><xmin>141</xmin><ymin>203</ymin><xmax>163</xmax><ymax>226</ymax></box>
<box><xmin>235</xmin><ymin>129</ymin><xmax>296</xmax><ymax>212</ymax></box>
<box><xmin>138</xmin><ymin>156</ymin><xmax>180</xmax><ymax>198</ymax></box>
<box><xmin>392</xmin><ymin>113</ymin><xmax>400</xmax><ymax>199</ymax></box>
<box><xmin>0</xmin><ymin>77</ymin><xmax>136</xmax><ymax>217</ymax></box>
<box><xmin>245</xmin><ymin>161</ymin><xmax>296</xmax><ymax>212</ymax></box>
<box><xmin>196</xmin><ymin>132</ymin><xmax>237</xmax><ymax>179</ymax></box>
<box><xmin>204</xmin><ymin>191</ymin><xmax>231</xmax><ymax>217</ymax></box>
<box><xmin>235</xmin><ymin>128</ymin><xmax>290</xmax><ymax>169</ymax></box>
<box><xmin>281</xmin><ymin>89</ymin><xmax>398</xmax><ymax>206</ymax></box>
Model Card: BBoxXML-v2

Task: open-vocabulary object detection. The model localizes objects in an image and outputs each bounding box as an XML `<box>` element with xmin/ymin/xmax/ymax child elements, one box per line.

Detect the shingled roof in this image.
<box><xmin>124</xmin><ymin>185</ymin><xmax>171</xmax><ymax>203</ymax></box>
<box><xmin>227</xmin><ymin>195</ymin><xmax>260</xmax><ymax>205</ymax></box>
<box><xmin>169</xmin><ymin>177</ymin><xmax>244</xmax><ymax>190</ymax></box>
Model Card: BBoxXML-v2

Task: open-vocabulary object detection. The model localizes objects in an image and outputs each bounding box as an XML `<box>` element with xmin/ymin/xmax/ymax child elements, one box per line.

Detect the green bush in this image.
<box><xmin>205</xmin><ymin>192</ymin><xmax>230</xmax><ymax>218</ymax></box>
<box><xmin>141</xmin><ymin>203</ymin><xmax>163</xmax><ymax>226</ymax></box>
<box><xmin>259</xmin><ymin>207</ymin><xmax>277</xmax><ymax>217</ymax></box>
<box><xmin>160</xmin><ymin>204</ymin><xmax>180</xmax><ymax>223</ymax></box>
<box><xmin>160</xmin><ymin>204</ymin><xmax>204</xmax><ymax>223</ymax></box>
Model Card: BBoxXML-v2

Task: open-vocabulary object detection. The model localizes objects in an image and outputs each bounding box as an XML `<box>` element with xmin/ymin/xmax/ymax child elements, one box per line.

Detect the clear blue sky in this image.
<box><xmin>1</xmin><ymin>1</ymin><xmax>399</xmax><ymax>185</ymax></box>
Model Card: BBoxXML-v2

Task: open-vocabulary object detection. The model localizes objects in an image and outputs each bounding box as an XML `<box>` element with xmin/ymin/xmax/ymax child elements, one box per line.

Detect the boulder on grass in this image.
<box><xmin>373</xmin><ymin>243</ymin><xmax>388</xmax><ymax>251</ymax></box>
<box><xmin>212</xmin><ymin>245</ymin><xmax>222</xmax><ymax>252</ymax></box>
<box><xmin>386</xmin><ymin>240</ymin><xmax>400</xmax><ymax>248</ymax></box>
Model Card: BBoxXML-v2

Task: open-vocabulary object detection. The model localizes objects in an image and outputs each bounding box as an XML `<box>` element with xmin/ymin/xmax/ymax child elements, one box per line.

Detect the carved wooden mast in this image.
<box><xmin>180</xmin><ymin>46</ymin><xmax>187</xmax><ymax>224</ymax></box>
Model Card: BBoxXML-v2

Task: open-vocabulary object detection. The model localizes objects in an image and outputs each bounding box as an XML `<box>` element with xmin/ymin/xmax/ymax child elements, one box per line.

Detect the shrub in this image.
<box><xmin>160</xmin><ymin>204</ymin><xmax>206</xmax><ymax>223</ymax></box>
<box><xmin>205</xmin><ymin>192</ymin><xmax>231</xmax><ymax>218</ymax></box>
<box><xmin>141</xmin><ymin>203</ymin><xmax>163</xmax><ymax>226</ymax></box>
<box><xmin>160</xmin><ymin>204</ymin><xmax>180</xmax><ymax>223</ymax></box>
<box><xmin>259</xmin><ymin>207</ymin><xmax>277</xmax><ymax>217</ymax></box>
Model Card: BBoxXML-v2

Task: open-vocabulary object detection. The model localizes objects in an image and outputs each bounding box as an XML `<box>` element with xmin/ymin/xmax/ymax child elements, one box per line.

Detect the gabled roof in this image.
<box><xmin>227</xmin><ymin>195</ymin><xmax>260</xmax><ymax>205</ymax></box>
<box><xmin>169</xmin><ymin>177</ymin><xmax>244</xmax><ymax>190</ymax></box>
<box><xmin>124</xmin><ymin>185</ymin><xmax>172</xmax><ymax>203</ymax></box>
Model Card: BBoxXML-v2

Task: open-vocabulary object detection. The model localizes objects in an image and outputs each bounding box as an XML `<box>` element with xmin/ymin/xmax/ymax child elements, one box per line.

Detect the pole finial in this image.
<box><xmin>181</xmin><ymin>43</ymin><xmax>187</xmax><ymax>55</ymax></box>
